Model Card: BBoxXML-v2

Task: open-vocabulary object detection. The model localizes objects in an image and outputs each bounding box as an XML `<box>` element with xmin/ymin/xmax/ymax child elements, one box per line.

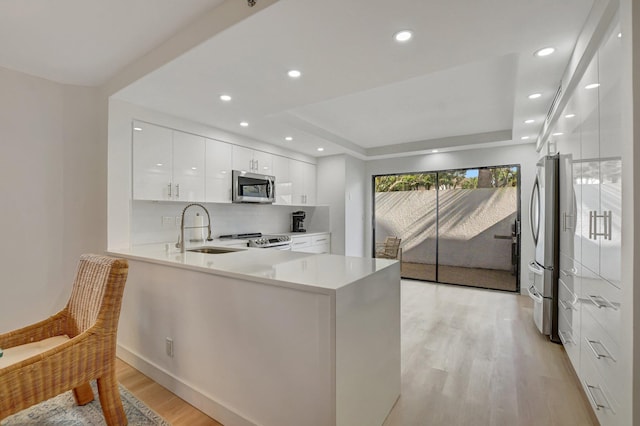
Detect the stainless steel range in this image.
<box><xmin>219</xmin><ymin>233</ymin><xmax>291</xmax><ymax>250</ymax></box>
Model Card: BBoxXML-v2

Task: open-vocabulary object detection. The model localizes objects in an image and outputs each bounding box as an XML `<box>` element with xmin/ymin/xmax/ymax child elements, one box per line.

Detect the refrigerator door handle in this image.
<box><xmin>527</xmin><ymin>285</ymin><xmax>544</xmax><ymax>303</ymax></box>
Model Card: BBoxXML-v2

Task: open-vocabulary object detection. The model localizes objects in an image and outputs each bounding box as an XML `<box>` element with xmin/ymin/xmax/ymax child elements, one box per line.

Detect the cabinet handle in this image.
<box><xmin>585</xmin><ymin>338</ymin><xmax>616</xmax><ymax>361</ymax></box>
<box><xmin>562</xmin><ymin>212</ymin><xmax>574</xmax><ymax>231</ymax></box>
<box><xmin>588</xmin><ymin>294</ymin><xmax>617</xmax><ymax>310</ymax></box>
<box><xmin>559</xmin><ymin>299</ymin><xmax>576</xmax><ymax>311</ymax></box>
<box><xmin>175</xmin><ymin>184</ymin><xmax>180</xmax><ymax>198</ymax></box>
<box><xmin>316</xmin><ymin>238</ymin><xmax>327</xmax><ymax>242</ymax></box>
<box><xmin>585</xmin><ymin>383</ymin><xmax>610</xmax><ymax>411</ymax></box>
<box><xmin>168</xmin><ymin>183</ymin><xmax>172</xmax><ymax>197</ymax></box>
<box><xmin>558</xmin><ymin>330</ymin><xmax>573</xmax><ymax>345</ymax></box>
<box><xmin>590</xmin><ymin>210</ymin><xmax>613</xmax><ymax>240</ymax></box>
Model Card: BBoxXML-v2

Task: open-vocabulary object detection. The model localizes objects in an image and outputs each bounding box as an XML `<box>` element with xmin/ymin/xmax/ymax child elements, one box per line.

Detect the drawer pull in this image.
<box><xmin>588</xmin><ymin>294</ymin><xmax>618</xmax><ymax>310</ymax></box>
<box><xmin>585</xmin><ymin>383</ymin><xmax>610</xmax><ymax>411</ymax></box>
<box><xmin>316</xmin><ymin>238</ymin><xmax>327</xmax><ymax>242</ymax></box>
<box><xmin>585</xmin><ymin>338</ymin><xmax>616</xmax><ymax>362</ymax></box>
<box><xmin>559</xmin><ymin>299</ymin><xmax>577</xmax><ymax>311</ymax></box>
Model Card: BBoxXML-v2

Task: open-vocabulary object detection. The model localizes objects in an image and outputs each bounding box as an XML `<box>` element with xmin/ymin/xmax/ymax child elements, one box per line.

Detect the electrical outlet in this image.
<box><xmin>165</xmin><ymin>337</ymin><xmax>174</xmax><ymax>358</ymax></box>
<box><xmin>162</xmin><ymin>216</ymin><xmax>173</xmax><ymax>227</ymax></box>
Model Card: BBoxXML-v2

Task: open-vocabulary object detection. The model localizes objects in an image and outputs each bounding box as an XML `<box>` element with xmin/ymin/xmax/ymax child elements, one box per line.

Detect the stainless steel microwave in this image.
<box><xmin>232</xmin><ymin>170</ymin><xmax>275</xmax><ymax>204</ymax></box>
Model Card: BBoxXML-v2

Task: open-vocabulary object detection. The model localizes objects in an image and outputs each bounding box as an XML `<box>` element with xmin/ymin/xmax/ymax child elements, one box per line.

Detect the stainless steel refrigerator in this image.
<box><xmin>528</xmin><ymin>154</ymin><xmax>560</xmax><ymax>342</ymax></box>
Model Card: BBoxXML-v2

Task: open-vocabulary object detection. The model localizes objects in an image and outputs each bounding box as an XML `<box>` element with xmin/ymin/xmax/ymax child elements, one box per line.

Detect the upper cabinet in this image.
<box><xmin>232</xmin><ymin>145</ymin><xmax>273</xmax><ymax>175</ymax></box>
<box><xmin>290</xmin><ymin>160</ymin><xmax>316</xmax><ymax>205</ymax></box>
<box><xmin>205</xmin><ymin>138</ymin><xmax>233</xmax><ymax>203</ymax></box>
<box><xmin>132</xmin><ymin>122</ymin><xmax>205</xmax><ymax>202</ymax></box>
<box><xmin>133</xmin><ymin>121</ymin><xmax>317</xmax><ymax>205</ymax></box>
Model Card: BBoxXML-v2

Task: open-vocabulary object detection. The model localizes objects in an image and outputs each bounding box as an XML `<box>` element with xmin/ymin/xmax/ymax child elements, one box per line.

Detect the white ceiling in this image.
<box><xmin>1</xmin><ymin>0</ymin><xmax>594</xmax><ymax>158</ymax></box>
<box><xmin>0</xmin><ymin>0</ymin><xmax>224</xmax><ymax>86</ymax></box>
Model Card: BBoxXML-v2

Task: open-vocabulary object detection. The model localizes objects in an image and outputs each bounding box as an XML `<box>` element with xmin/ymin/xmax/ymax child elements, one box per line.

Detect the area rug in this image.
<box><xmin>1</xmin><ymin>381</ymin><xmax>169</xmax><ymax>425</ymax></box>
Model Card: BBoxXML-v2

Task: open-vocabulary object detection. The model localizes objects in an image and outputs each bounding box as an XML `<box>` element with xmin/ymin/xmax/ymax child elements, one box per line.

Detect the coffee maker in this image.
<box><xmin>292</xmin><ymin>211</ymin><xmax>306</xmax><ymax>233</ymax></box>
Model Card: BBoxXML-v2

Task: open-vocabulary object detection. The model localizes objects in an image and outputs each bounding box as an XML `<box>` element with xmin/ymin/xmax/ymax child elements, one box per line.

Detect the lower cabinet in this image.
<box><xmin>290</xmin><ymin>233</ymin><xmax>330</xmax><ymax>254</ymax></box>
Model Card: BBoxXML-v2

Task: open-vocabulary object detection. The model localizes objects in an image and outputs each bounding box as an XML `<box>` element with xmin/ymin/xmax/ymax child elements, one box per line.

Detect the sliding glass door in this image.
<box><xmin>373</xmin><ymin>165</ymin><xmax>520</xmax><ymax>292</ymax></box>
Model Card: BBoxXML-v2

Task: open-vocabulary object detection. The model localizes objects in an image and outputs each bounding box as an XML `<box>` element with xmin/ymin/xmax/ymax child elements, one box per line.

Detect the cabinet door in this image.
<box><xmin>290</xmin><ymin>160</ymin><xmax>316</xmax><ymax>205</ymax></box>
<box><xmin>172</xmin><ymin>131</ymin><xmax>205</xmax><ymax>202</ymax></box>
<box><xmin>232</xmin><ymin>145</ymin><xmax>255</xmax><ymax>173</ymax></box>
<box><xmin>577</xmin><ymin>56</ymin><xmax>601</xmax><ymax>273</ymax></box>
<box><xmin>598</xmin><ymin>20</ymin><xmax>622</xmax><ymax>288</ymax></box>
<box><xmin>205</xmin><ymin>138</ymin><xmax>233</xmax><ymax>203</ymax></box>
<box><xmin>303</xmin><ymin>162</ymin><xmax>317</xmax><ymax>205</ymax></box>
<box><xmin>273</xmin><ymin>155</ymin><xmax>291</xmax><ymax>205</ymax></box>
<box><xmin>253</xmin><ymin>150</ymin><xmax>273</xmax><ymax>175</ymax></box>
<box><xmin>132</xmin><ymin>122</ymin><xmax>173</xmax><ymax>200</ymax></box>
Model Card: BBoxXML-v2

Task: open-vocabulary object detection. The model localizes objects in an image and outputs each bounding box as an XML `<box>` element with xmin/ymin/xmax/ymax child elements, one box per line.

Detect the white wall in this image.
<box><xmin>365</xmin><ymin>144</ymin><xmax>538</xmax><ymax>294</ymax></box>
<box><xmin>0</xmin><ymin>67</ymin><xmax>103</xmax><ymax>333</ymax></box>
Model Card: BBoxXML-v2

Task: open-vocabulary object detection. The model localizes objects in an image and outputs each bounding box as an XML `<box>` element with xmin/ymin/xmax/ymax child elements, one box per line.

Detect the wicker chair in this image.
<box><xmin>375</xmin><ymin>236</ymin><xmax>402</xmax><ymax>260</ymax></box>
<box><xmin>0</xmin><ymin>254</ymin><xmax>129</xmax><ymax>426</ymax></box>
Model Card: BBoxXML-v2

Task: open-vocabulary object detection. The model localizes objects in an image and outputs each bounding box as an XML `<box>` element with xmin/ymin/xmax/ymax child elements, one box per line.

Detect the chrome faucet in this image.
<box><xmin>176</xmin><ymin>203</ymin><xmax>213</xmax><ymax>253</ymax></box>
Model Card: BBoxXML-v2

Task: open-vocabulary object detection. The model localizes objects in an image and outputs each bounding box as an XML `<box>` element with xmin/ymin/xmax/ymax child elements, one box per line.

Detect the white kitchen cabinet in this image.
<box><xmin>273</xmin><ymin>155</ymin><xmax>292</xmax><ymax>205</ymax></box>
<box><xmin>290</xmin><ymin>233</ymin><xmax>330</xmax><ymax>254</ymax></box>
<box><xmin>232</xmin><ymin>145</ymin><xmax>273</xmax><ymax>175</ymax></box>
<box><xmin>553</xmin><ymin>15</ymin><xmax>622</xmax><ymax>425</ymax></box>
<box><xmin>172</xmin><ymin>131</ymin><xmax>205</xmax><ymax>202</ymax></box>
<box><xmin>132</xmin><ymin>122</ymin><xmax>173</xmax><ymax>201</ymax></box>
<box><xmin>132</xmin><ymin>122</ymin><xmax>206</xmax><ymax>202</ymax></box>
<box><xmin>205</xmin><ymin>138</ymin><xmax>233</xmax><ymax>203</ymax></box>
<box><xmin>290</xmin><ymin>160</ymin><xmax>316</xmax><ymax>205</ymax></box>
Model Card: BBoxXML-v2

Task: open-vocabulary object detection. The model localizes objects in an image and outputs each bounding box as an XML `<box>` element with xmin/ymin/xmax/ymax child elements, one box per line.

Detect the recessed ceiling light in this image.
<box><xmin>240</xmin><ymin>121</ymin><xmax>249</xmax><ymax>127</ymax></box>
<box><xmin>521</xmin><ymin>136</ymin><xmax>530</xmax><ymax>140</ymax></box>
<box><xmin>285</xmin><ymin>136</ymin><xmax>293</xmax><ymax>141</ymax></box>
<box><xmin>317</xmin><ymin>147</ymin><xmax>324</xmax><ymax>152</ymax></box>
<box><xmin>585</xmin><ymin>83</ymin><xmax>600</xmax><ymax>90</ymax></box>
<box><xmin>393</xmin><ymin>30</ymin><xmax>413</xmax><ymax>42</ymax></box>
<box><xmin>534</xmin><ymin>47</ymin><xmax>555</xmax><ymax>57</ymax></box>
<box><xmin>565</xmin><ymin>113</ymin><xmax>576</xmax><ymax>118</ymax></box>
<box><xmin>219</xmin><ymin>94</ymin><xmax>232</xmax><ymax>101</ymax></box>
<box><xmin>133</xmin><ymin>127</ymin><xmax>142</xmax><ymax>131</ymax></box>
<box><xmin>524</xmin><ymin>119</ymin><xmax>535</xmax><ymax>124</ymax></box>
<box><xmin>432</xmin><ymin>149</ymin><xmax>438</xmax><ymax>153</ymax></box>
<box><xmin>288</xmin><ymin>70</ymin><xmax>302</xmax><ymax>78</ymax></box>
<box><xmin>552</xmin><ymin>132</ymin><xmax>564</xmax><ymax>136</ymax></box>
<box><xmin>156</xmin><ymin>163</ymin><xmax>163</xmax><ymax>167</ymax></box>
<box><xmin>528</xmin><ymin>93</ymin><xmax>542</xmax><ymax>99</ymax></box>
<box><xmin>618</xmin><ymin>32</ymin><xmax>622</xmax><ymax>38</ymax></box>
<box><xmin>191</xmin><ymin>167</ymin><xmax>197</xmax><ymax>170</ymax></box>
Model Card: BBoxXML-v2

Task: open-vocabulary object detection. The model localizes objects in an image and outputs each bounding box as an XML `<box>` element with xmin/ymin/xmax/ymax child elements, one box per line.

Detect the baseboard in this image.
<box><xmin>117</xmin><ymin>344</ymin><xmax>256</xmax><ymax>426</ymax></box>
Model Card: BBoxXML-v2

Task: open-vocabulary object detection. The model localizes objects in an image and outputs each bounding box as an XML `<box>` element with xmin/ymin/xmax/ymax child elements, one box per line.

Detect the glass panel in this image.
<box><xmin>436</xmin><ymin>167</ymin><xmax>519</xmax><ymax>291</ymax></box>
<box><xmin>374</xmin><ymin>173</ymin><xmax>437</xmax><ymax>281</ymax></box>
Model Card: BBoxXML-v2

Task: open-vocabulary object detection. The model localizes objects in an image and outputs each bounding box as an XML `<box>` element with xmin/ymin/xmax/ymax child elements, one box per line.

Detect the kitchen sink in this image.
<box><xmin>187</xmin><ymin>247</ymin><xmax>246</xmax><ymax>254</ymax></box>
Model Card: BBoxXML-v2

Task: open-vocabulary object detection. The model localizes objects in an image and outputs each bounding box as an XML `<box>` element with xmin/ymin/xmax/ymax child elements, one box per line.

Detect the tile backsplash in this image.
<box><xmin>131</xmin><ymin>200</ymin><xmax>329</xmax><ymax>245</ymax></box>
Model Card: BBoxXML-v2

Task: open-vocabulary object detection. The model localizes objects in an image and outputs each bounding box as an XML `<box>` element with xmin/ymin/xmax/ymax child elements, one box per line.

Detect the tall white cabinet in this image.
<box><xmin>554</xmin><ymin>15</ymin><xmax>622</xmax><ymax>425</ymax></box>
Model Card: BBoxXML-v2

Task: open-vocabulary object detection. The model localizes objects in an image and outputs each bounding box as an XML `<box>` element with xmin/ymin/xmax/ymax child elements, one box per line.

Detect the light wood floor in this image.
<box><xmin>402</xmin><ymin>262</ymin><xmax>517</xmax><ymax>292</ymax></box>
<box><xmin>117</xmin><ymin>280</ymin><xmax>596</xmax><ymax>426</ymax></box>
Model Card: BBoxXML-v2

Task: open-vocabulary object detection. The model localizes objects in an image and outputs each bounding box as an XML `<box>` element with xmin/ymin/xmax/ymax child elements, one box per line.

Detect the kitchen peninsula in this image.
<box><xmin>109</xmin><ymin>244</ymin><xmax>400</xmax><ymax>426</ymax></box>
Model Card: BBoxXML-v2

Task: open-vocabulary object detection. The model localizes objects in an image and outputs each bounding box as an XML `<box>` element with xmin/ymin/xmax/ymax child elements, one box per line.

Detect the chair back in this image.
<box><xmin>65</xmin><ymin>254</ymin><xmax>129</xmax><ymax>337</ymax></box>
<box><xmin>382</xmin><ymin>237</ymin><xmax>401</xmax><ymax>258</ymax></box>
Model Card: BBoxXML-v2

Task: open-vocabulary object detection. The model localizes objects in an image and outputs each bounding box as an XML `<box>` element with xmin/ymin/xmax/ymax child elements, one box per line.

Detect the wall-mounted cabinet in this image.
<box><xmin>232</xmin><ymin>145</ymin><xmax>273</xmax><ymax>175</ymax></box>
<box><xmin>205</xmin><ymin>138</ymin><xmax>233</xmax><ymax>203</ymax></box>
<box><xmin>132</xmin><ymin>121</ymin><xmax>205</xmax><ymax>202</ymax></box>
<box><xmin>132</xmin><ymin>122</ymin><xmax>318</xmax><ymax>206</ymax></box>
<box><xmin>290</xmin><ymin>160</ymin><xmax>316</xmax><ymax>205</ymax></box>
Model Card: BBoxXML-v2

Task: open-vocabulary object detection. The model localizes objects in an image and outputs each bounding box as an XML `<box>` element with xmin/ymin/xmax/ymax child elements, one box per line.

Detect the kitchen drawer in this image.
<box><xmin>310</xmin><ymin>243</ymin><xmax>330</xmax><ymax>254</ymax></box>
<box><xmin>581</xmin><ymin>307</ymin><xmax>622</xmax><ymax>405</ymax></box>
<box><xmin>290</xmin><ymin>236</ymin><xmax>312</xmax><ymax>251</ymax></box>
<box><xmin>311</xmin><ymin>234</ymin><xmax>330</xmax><ymax>245</ymax></box>
<box><xmin>581</xmin><ymin>268</ymin><xmax>621</xmax><ymax>347</ymax></box>
<box><xmin>580</xmin><ymin>335</ymin><xmax>620</xmax><ymax>425</ymax></box>
<box><xmin>558</xmin><ymin>278</ymin><xmax>580</xmax><ymax>330</ymax></box>
<box><xmin>558</xmin><ymin>307</ymin><xmax>580</xmax><ymax>372</ymax></box>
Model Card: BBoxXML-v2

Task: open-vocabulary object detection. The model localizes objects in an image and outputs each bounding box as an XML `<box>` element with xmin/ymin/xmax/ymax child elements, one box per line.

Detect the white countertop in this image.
<box><xmin>108</xmin><ymin>242</ymin><xmax>396</xmax><ymax>294</ymax></box>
